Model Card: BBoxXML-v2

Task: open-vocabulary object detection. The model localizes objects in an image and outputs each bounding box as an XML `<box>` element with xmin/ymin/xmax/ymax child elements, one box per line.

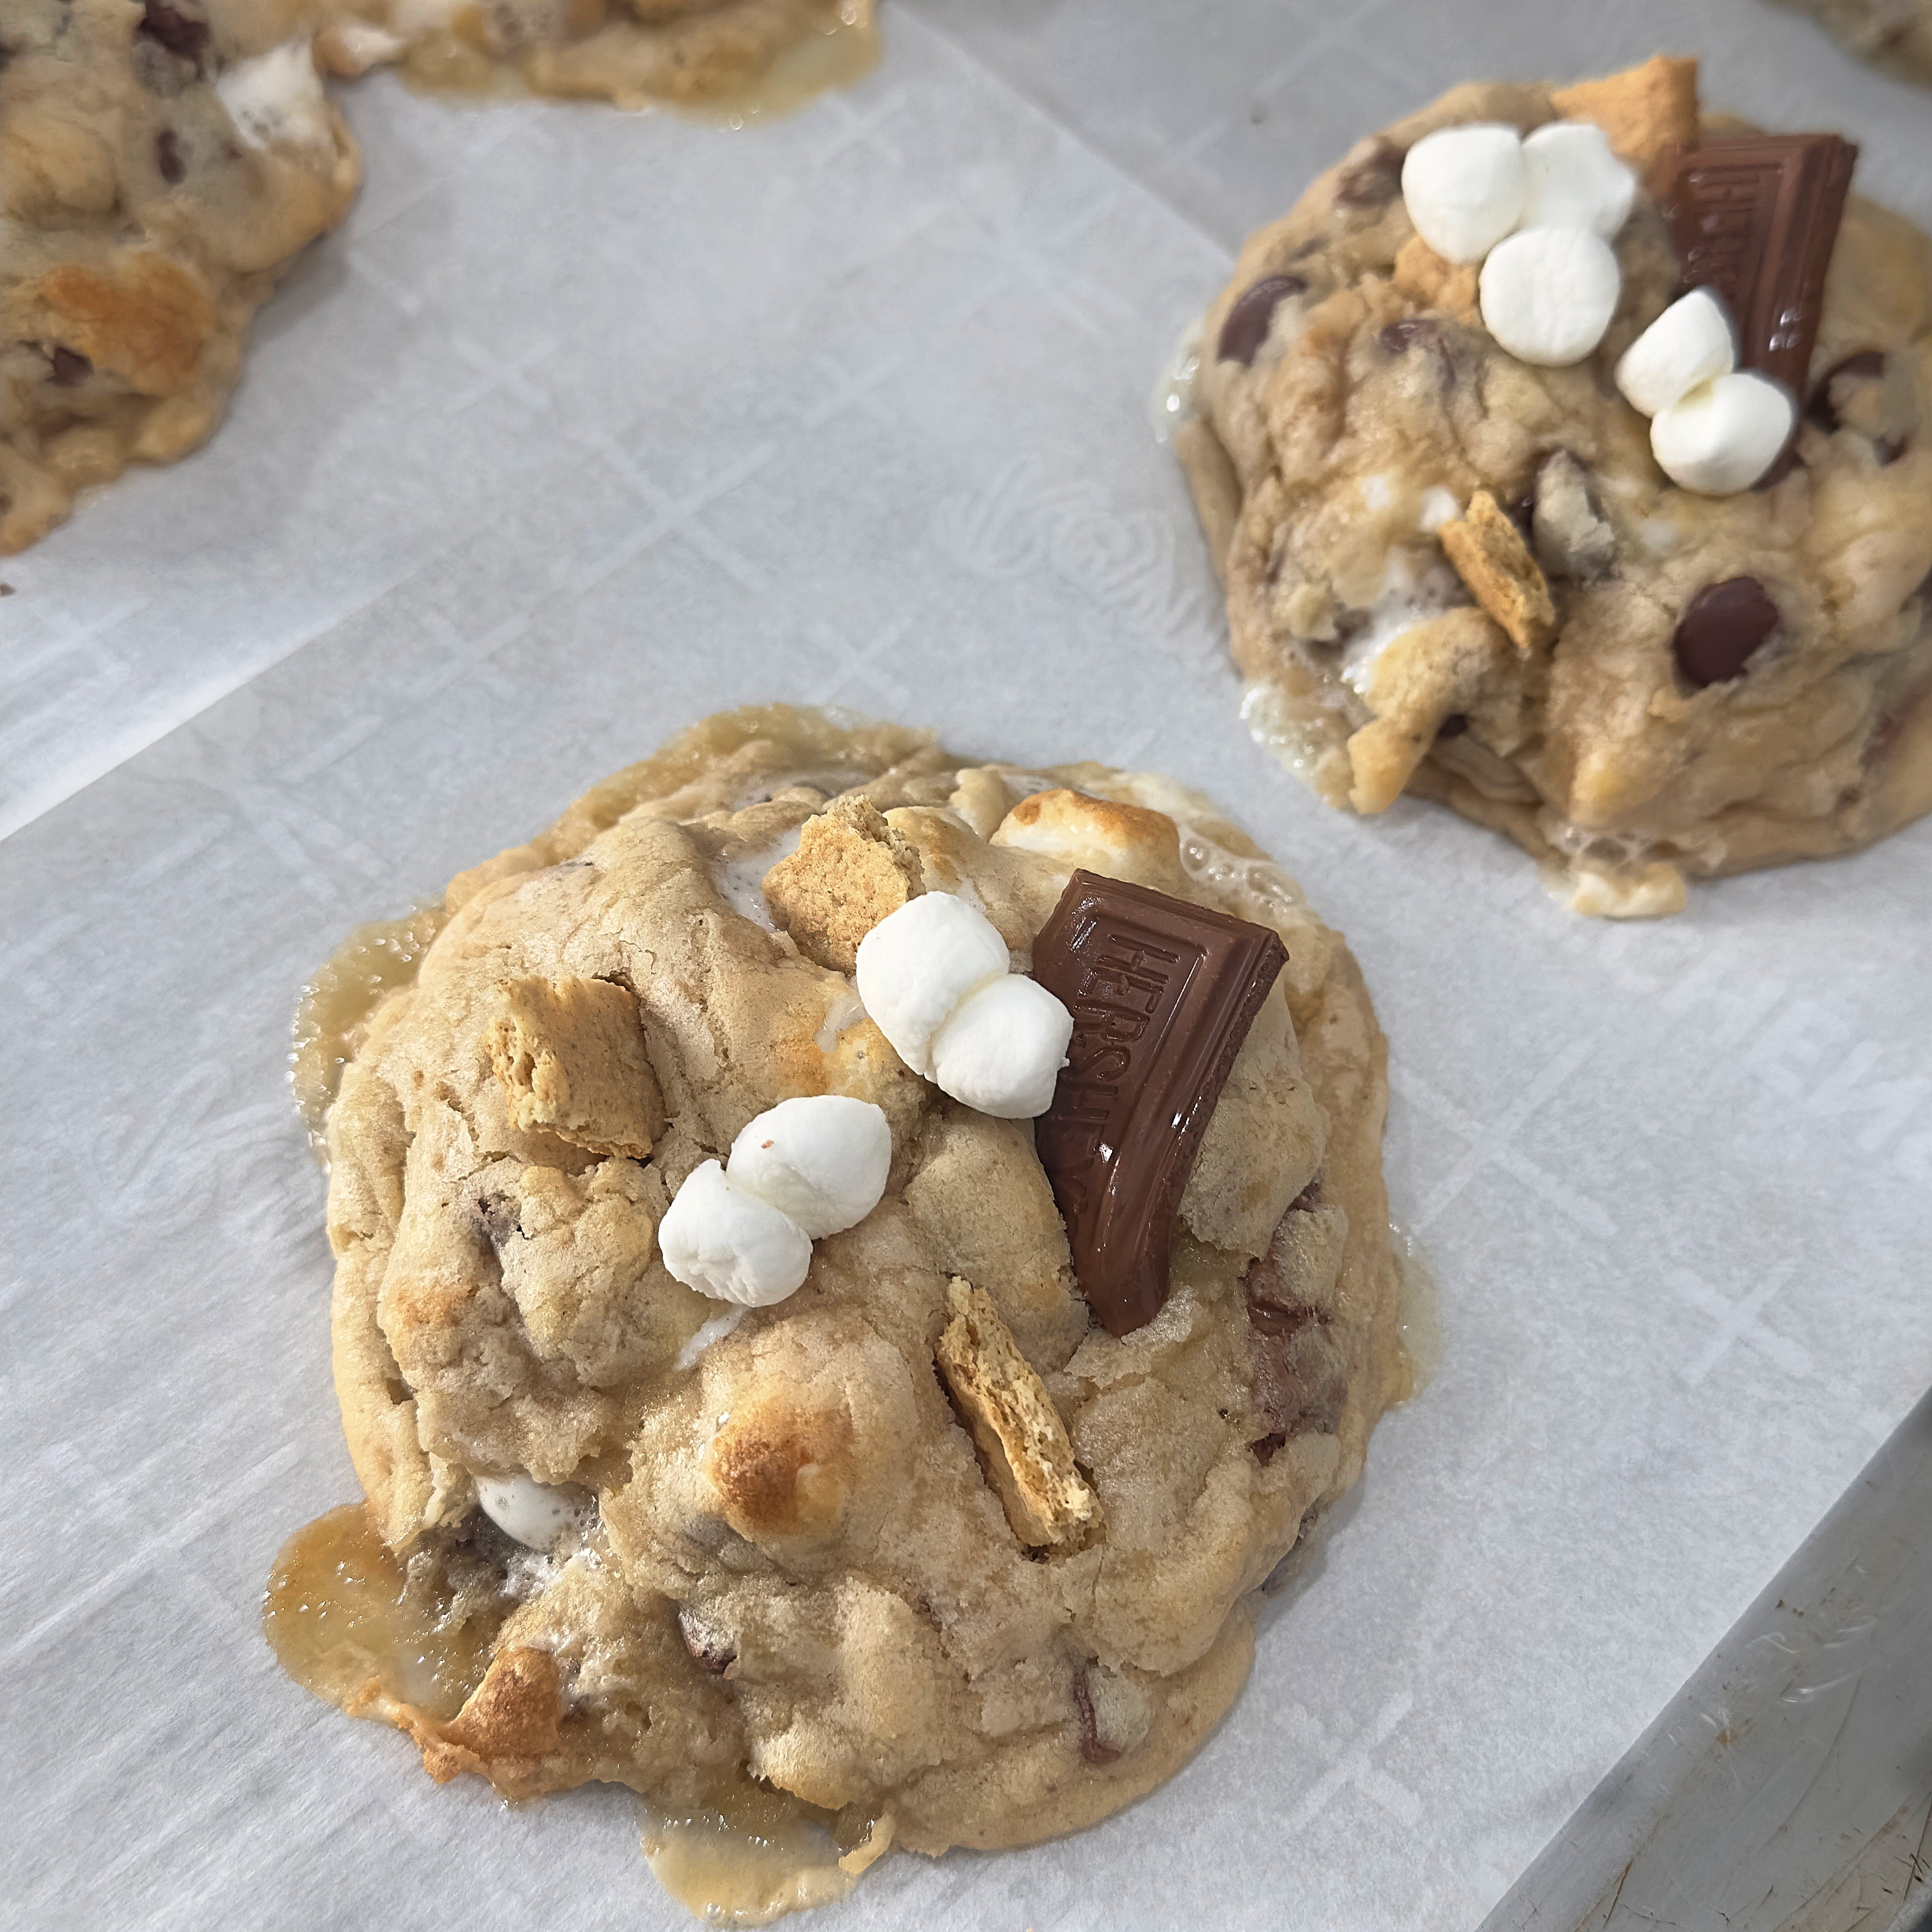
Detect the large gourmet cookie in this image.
<box><xmin>1174</xmin><ymin>57</ymin><xmax>1932</xmax><ymax>915</ymax></box>
<box><xmin>0</xmin><ymin>0</ymin><xmax>361</xmax><ymax>553</ymax></box>
<box><xmin>269</xmin><ymin>706</ymin><xmax>1409</xmax><ymax>1913</ymax></box>
<box><xmin>314</xmin><ymin>0</ymin><xmax>872</xmax><ymax>113</ymax></box>
<box><xmin>1773</xmin><ymin>0</ymin><xmax>1932</xmax><ymax>86</ymax></box>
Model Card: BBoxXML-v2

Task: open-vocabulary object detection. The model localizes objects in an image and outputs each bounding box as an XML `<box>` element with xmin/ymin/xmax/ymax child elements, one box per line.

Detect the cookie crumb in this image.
<box><xmin>763</xmin><ymin>793</ymin><xmax>925</xmax><ymax>973</ymax></box>
<box><xmin>1438</xmin><ymin>489</ymin><xmax>1556</xmax><ymax>652</ymax></box>
<box><xmin>1550</xmin><ymin>54</ymin><xmax>1699</xmax><ymax>176</ymax></box>
<box><xmin>935</xmin><ymin>1278</ymin><xmax>1099</xmax><ymax>1550</ymax></box>
<box><xmin>487</xmin><ymin>975</ymin><xmax>664</xmax><ymax>1158</ymax></box>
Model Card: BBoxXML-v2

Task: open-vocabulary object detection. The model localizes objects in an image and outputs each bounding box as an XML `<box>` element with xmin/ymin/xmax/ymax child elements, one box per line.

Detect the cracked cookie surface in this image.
<box><xmin>1177</xmin><ymin>67</ymin><xmax>1932</xmax><ymax>915</ymax></box>
<box><xmin>284</xmin><ymin>705</ymin><xmax>1408</xmax><ymax>1886</ymax></box>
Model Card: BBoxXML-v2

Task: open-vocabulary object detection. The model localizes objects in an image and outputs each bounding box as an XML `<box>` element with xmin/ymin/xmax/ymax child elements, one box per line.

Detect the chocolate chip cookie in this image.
<box><xmin>314</xmin><ymin>0</ymin><xmax>872</xmax><ymax>114</ymax></box>
<box><xmin>0</xmin><ymin>0</ymin><xmax>362</xmax><ymax>553</ymax></box>
<box><xmin>1174</xmin><ymin>57</ymin><xmax>1932</xmax><ymax>915</ymax></box>
<box><xmin>269</xmin><ymin>706</ymin><xmax>1409</xmax><ymax>1910</ymax></box>
<box><xmin>1772</xmin><ymin>0</ymin><xmax>1932</xmax><ymax>86</ymax></box>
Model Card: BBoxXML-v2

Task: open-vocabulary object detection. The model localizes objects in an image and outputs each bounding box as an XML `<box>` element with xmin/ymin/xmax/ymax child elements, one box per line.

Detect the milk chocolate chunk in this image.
<box><xmin>1664</xmin><ymin>134</ymin><xmax>1857</xmax><ymax>396</ymax></box>
<box><xmin>1029</xmin><ymin>872</ymin><xmax>1288</xmax><ymax>1338</ymax></box>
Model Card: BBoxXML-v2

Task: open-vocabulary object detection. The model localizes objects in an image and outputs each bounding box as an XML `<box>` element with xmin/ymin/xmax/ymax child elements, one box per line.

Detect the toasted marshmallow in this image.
<box><xmin>659</xmin><ymin>1159</ymin><xmax>812</xmax><ymax>1307</ymax></box>
<box><xmin>1518</xmin><ymin>122</ymin><xmax>1636</xmax><ymax>238</ymax></box>
<box><xmin>1650</xmin><ymin>371</ymin><xmax>1796</xmax><ymax>495</ymax></box>
<box><xmin>855</xmin><ymin>893</ymin><xmax>1010</xmax><ymax>1077</ymax></box>
<box><xmin>477</xmin><ymin>1472</ymin><xmax>582</xmax><ymax>1550</ymax></box>
<box><xmin>990</xmin><ymin>787</ymin><xmax>1185</xmax><ymax>891</ymax></box>
<box><xmin>1479</xmin><ymin>227</ymin><xmax>1621</xmax><ymax>366</ymax></box>
<box><xmin>928</xmin><ymin>975</ymin><xmax>1073</xmax><ymax>1121</ymax></box>
<box><xmin>1614</xmin><ymin>288</ymin><xmax>1736</xmax><ymax>417</ymax></box>
<box><xmin>726</xmin><ymin>1095</ymin><xmax>890</xmax><ymax>1240</ymax></box>
<box><xmin>1400</xmin><ymin>123</ymin><xmax>1529</xmax><ymax>264</ymax></box>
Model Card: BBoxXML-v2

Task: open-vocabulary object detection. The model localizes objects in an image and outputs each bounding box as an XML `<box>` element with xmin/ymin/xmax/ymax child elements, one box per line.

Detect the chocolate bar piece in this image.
<box><xmin>1664</xmin><ymin>134</ymin><xmax>1857</xmax><ymax>396</ymax></box>
<box><xmin>1029</xmin><ymin>871</ymin><xmax>1288</xmax><ymax>1338</ymax></box>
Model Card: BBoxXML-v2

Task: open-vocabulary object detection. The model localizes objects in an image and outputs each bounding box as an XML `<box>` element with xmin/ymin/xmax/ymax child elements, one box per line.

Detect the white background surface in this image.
<box><xmin>3</xmin><ymin>3</ymin><xmax>1931</xmax><ymax>1927</ymax></box>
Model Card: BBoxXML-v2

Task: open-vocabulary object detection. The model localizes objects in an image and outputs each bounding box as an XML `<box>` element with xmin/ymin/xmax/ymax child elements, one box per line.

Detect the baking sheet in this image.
<box><xmin>3</xmin><ymin>2</ymin><xmax>1931</xmax><ymax>1926</ymax></box>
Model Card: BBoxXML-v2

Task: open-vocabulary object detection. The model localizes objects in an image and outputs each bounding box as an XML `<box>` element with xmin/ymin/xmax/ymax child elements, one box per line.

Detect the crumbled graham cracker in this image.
<box><xmin>442</xmin><ymin>1644</ymin><xmax>561</xmax><ymax>1761</ymax></box>
<box><xmin>1390</xmin><ymin>237</ymin><xmax>1480</xmax><ymax>322</ymax></box>
<box><xmin>487</xmin><ymin>975</ymin><xmax>664</xmax><ymax>1159</ymax></box>
<box><xmin>1551</xmin><ymin>54</ymin><xmax>1698</xmax><ymax>179</ymax></box>
<box><xmin>1439</xmin><ymin>490</ymin><xmax>1556</xmax><ymax>653</ymax></box>
<box><xmin>1346</xmin><ymin>607</ymin><xmax>1519</xmax><ymax>813</ymax></box>
<box><xmin>762</xmin><ymin>793</ymin><xmax>925</xmax><ymax>974</ymax></box>
<box><xmin>935</xmin><ymin>1278</ymin><xmax>1099</xmax><ymax>1550</ymax></box>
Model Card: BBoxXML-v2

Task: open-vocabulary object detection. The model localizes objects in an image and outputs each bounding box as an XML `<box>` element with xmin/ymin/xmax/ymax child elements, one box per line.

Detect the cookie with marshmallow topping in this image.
<box><xmin>294</xmin><ymin>705</ymin><xmax>1407</xmax><ymax>1895</ymax></box>
<box><xmin>1176</xmin><ymin>56</ymin><xmax>1932</xmax><ymax>916</ymax></box>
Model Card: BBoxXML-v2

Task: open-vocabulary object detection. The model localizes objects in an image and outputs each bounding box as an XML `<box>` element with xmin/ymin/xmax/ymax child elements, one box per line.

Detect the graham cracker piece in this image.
<box><xmin>1390</xmin><ymin>237</ymin><xmax>1480</xmax><ymax>322</ymax></box>
<box><xmin>441</xmin><ymin>1644</ymin><xmax>561</xmax><ymax>1761</ymax></box>
<box><xmin>1438</xmin><ymin>490</ymin><xmax>1556</xmax><ymax>653</ymax></box>
<box><xmin>1550</xmin><ymin>55</ymin><xmax>1699</xmax><ymax>179</ymax></box>
<box><xmin>1346</xmin><ymin>607</ymin><xmax>1518</xmax><ymax>813</ymax></box>
<box><xmin>762</xmin><ymin>793</ymin><xmax>925</xmax><ymax>973</ymax></box>
<box><xmin>487</xmin><ymin>975</ymin><xmax>664</xmax><ymax>1159</ymax></box>
<box><xmin>934</xmin><ymin>1278</ymin><xmax>1099</xmax><ymax>1550</ymax></box>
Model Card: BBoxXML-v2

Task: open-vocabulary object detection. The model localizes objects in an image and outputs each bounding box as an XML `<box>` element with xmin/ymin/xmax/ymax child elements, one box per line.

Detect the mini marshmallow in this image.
<box><xmin>1400</xmin><ymin>123</ymin><xmax>1528</xmax><ymax>264</ymax></box>
<box><xmin>927</xmin><ymin>975</ymin><xmax>1073</xmax><ymax>1121</ymax></box>
<box><xmin>1650</xmin><ymin>371</ymin><xmax>1796</xmax><ymax>495</ymax></box>
<box><xmin>1518</xmin><ymin>122</ymin><xmax>1636</xmax><ymax>238</ymax></box>
<box><xmin>659</xmin><ymin>1159</ymin><xmax>812</xmax><ymax>1306</ymax></box>
<box><xmin>726</xmin><ymin>1094</ymin><xmax>890</xmax><ymax>1240</ymax></box>
<box><xmin>854</xmin><ymin>893</ymin><xmax>1011</xmax><ymax>1077</ymax></box>
<box><xmin>1614</xmin><ymin>288</ymin><xmax>1736</xmax><ymax>417</ymax></box>
<box><xmin>1479</xmin><ymin>227</ymin><xmax>1621</xmax><ymax>366</ymax></box>
<box><xmin>216</xmin><ymin>41</ymin><xmax>332</xmax><ymax>153</ymax></box>
<box><xmin>477</xmin><ymin>1472</ymin><xmax>581</xmax><ymax>1550</ymax></box>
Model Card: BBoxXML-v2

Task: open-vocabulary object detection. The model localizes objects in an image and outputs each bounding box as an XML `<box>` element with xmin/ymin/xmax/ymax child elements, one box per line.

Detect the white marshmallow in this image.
<box><xmin>927</xmin><ymin>974</ymin><xmax>1073</xmax><ymax>1121</ymax></box>
<box><xmin>1614</xmin><ymin>288</ymin><xmax>1737</xmax><ymax>417</ymax></box>
<box><xmin>726</xmin><ymin>1095</ymin><xmax>890</xmax><ymax>1240</ymax></box>
<box><xmin>854</xmin><ymin>893</ymin><xmax>1010</xmax><ymax>1077</ymax></box>
<box><xmin>477</xmin><ymin>1472</ymin><xmax>581</xmax><ymax>1550</ymax></box>
<box><xmin>216</xmin><ymin>41</ymin><xmax>332</xmax><ymax>154</ymax></box>
<box><xmin>1400</xmin><ymin>123</ymin><xmax>1528</xmax><ymax>264</ymax></box>
<box><xmin>1479</xmin><ymin>227</ymin><xmax>1621</xmax><ymax>366</ymax></box>
<box><xmin>1650</xmin><ymin>371</ymin><xmax>1796</xmax><ymax>495</ymax></box>
<box><xmin>1518</xmin><ymin>122</ymin><xmax>1637</xmax><ymax>238</ymax></box>
<box><xmin>659</xmin><ymin>1159</ymin><xmax>812</xmax><ymax>1307</ymax></box>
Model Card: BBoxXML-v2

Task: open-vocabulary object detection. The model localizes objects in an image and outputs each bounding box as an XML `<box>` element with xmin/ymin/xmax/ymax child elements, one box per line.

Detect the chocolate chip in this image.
<box><xmin>137</xmin><ymin>0</ymin><xmax>208</xmax><ymax>64</ymax></box>
<box><xmin>1804</xmin><ymin>349</ymin><xmax>1885</xmax><ymax>432</ymax></box>
<box><xmin>465</xmin><ymin>1190</ymin><xmax>521</xmax><ymax>1247</ymax></box>
<box><xmin>156</xmin><ymin>129</ymin><xmax>185</xmax><ymax>184</ymax></box>
<box><xmin>0</xmin><ymin>584</ymin><xmax>14</xmax><ymax>598</ymax></box>
<box><xmin>1378</xmin><ymin>316</ymin><xmax>1457</xmax><ymax>393</ymax></box>
<box><xmin>1875</xmin><ymin>435</ymin><xmax>1906</xmax><ymax>468</ymax></box>
<box><xmin>677</xmin><ymin>1607</ymin><xmax>735</xmax><ymax>1676</ymax></box>
<box><xmin>1435</xmin><ymin>713</ymin><xmax>1469</xmax><ymax>740</ymax></box>
<box><xmin>1673</xmin><ymin>577</ymin><xmax>1781</xmax><ymax>688</ymax></box>
<box><xmin>1504</xmin><ymin>489</ymin><xmax>1536</xmax><ymax>537</ymax></box>
<box><xmin>49</xmin><ymin>347</ymin><xmax>90</xmax><ymax>387</ymax></box>
<box><xmin>1334</xmin><ymin>136</ymin><xmax>1404</xmax><ymax>209</ymax></box>
<box><xmin>1071</xmin><ymin>1666</ymin><xmax>1122</xmax><ymax>1767</ymax></box>
<box><xmin>1217</xmin><ymin>274</ymin><xmax>1307</xmax><ymax>366</ymax></box>
<box><xmin>1378</xmin><ymin>318</ymin><xmax>1435</xmax><ymax>354</ymax></box>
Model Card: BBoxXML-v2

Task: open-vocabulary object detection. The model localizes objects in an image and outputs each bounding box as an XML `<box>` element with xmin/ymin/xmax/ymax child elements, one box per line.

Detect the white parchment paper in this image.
<box><xmin>3</xmin><ymin>3</ymin><xmax>1930</xmax><ymax>1927</ymax></box>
